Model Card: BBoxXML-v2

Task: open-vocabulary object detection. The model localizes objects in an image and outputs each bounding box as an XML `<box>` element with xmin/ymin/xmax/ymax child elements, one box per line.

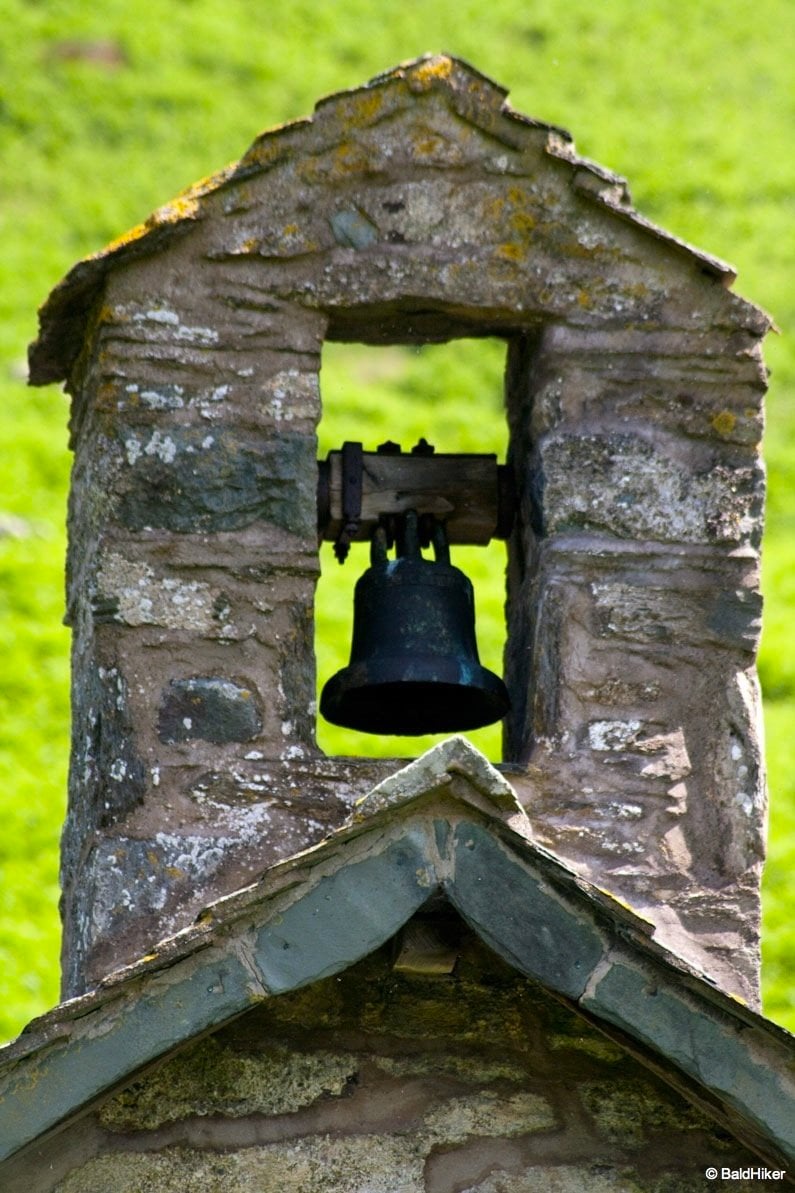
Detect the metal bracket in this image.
<box><xmin>334</xmin><ymin>440</ymin><xmax>363</xmax><ymax>563</ymax></box>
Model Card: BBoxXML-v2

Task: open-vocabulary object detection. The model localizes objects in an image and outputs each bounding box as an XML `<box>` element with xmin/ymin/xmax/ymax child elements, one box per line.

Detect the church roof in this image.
<box><xmin>28</xmin><ymin>53</ymin><xmax>763</xmax><ymax>387</ymax></box>
<box><xmin>0</xmin><ymin>737</ymin><xmax>793</xmax><ymax>1171</ymax></box>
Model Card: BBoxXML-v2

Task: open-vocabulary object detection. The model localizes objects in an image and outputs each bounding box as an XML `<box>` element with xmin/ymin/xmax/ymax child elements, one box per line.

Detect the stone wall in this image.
<box><xmin>15</xmin><ymin>933</ymin><xmax>781</xmax><ymax>1193</ymax></box>
<box><xmin>504</xmin><ymin>320</ymin><xmax>767</xmax><ymax>994</ymax></box>
<box><xmin>35</xmin><ymin>57</ymin><xmax>769</xmax><ymax>1002</ymax></box>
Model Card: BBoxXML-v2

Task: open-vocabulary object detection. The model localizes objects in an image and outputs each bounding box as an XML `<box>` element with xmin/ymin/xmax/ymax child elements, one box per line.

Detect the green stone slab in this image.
<box><xmin>448</xmin><ymin>823</ymin><xmax>605</xmax><ymax>999</ymax></box>
<box><xmin>0</xmin><ymin>951</ymin><xmax>254</xmax><ymax>1163</ymax></box>
<box><xmin>255</xmin><ymin>827</ymin><xmax>437</xmax><ymax>993</ymax></box>
<box><xmin>582</xmin><ymin>960</ymin><xmax>795</xmax><ymax>1158</ymax></box>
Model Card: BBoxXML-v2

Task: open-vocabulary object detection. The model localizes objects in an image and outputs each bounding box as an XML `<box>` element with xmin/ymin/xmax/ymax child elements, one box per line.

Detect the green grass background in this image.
<box><xmin>1</xmin><ymin>0</ymin><xmax>793</xmax><ymax>1040</ymax></box>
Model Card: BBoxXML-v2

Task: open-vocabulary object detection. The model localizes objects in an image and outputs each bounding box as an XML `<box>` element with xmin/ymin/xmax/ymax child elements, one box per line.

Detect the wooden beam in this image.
<box><xmin>318</xmin><ymin>447</ymin><xmax>512</xmax><ymax>545</ymax></box>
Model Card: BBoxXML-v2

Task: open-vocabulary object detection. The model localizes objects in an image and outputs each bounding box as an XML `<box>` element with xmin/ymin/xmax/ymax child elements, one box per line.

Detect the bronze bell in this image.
<box><xmin>320</xmin><ymin>511</ymin><xmax>510</xmax><ymax>735</ymax></box>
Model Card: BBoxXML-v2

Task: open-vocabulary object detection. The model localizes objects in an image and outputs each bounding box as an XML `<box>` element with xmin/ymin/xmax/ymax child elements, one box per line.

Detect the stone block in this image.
<box><xmin>581</xmin><ymin>960</ymin><xmax>795</xmax><ymax>1156</ymax></box>
<box><xmin>254</xmin><ymin>829</ymin><xmax>435</xmax><ymax>993</ymax></box>
<box><xmin>449</xmin><ymin>824</ymin><xmax>605</xmax><ymax>999</ymax></box>
<box><xmin>54</xmin><ymin>1135</ymin><xmax>427</xmax><ymax>1193</ymax></box>
<box><xmin>539</xmin><ymin>433</ymin><xmax>762</xmax><ymax>546</ymax></box>
<box><xmin>116</xmin><ymin>425</ymin><xmax>316</xmax><ymax>537</ymax></box>
<box><xmin>99</xmin><ymin>1037</ymin><xmax>359</xmax><ymax>1130</ymax></box>
<box><xmin>157</xmin><ymin>677</ymin><xmax>263</xmax><ymax>744</ymax></box>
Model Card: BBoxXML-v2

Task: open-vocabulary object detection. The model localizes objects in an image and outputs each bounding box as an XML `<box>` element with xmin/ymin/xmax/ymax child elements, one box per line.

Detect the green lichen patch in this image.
<box><xmin>547</xmin><ymin>1031</ymin><xmax>625</xmax><ymax>1062</ymax></box>
<box><xmin>579</xmin><ymin>1078</ymin><xmax>716</xmax><ymax>1147</ymax></box>
<box><xmin>422</xmin><ymin>1089</ymin><xmax>557</xmax><ymax>1143</ymax></box>
<box><xmin>374</xmin><ymin>1051</ymin><xmax>528</xmax><ymax>1084</ymax></box>
<box><xmin>99</xmin><ymin>1037</ymin><xmax>358</xmax><ymax>1131</ymax></box>
<box><xmin>55</xmin><ymin>1135</ymin><xmax>427</xmax><ymax>1193</ymax></box>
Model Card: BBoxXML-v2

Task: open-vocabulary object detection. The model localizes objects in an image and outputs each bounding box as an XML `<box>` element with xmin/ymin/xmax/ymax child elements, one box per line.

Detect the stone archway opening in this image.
<box><xmin>314</xmin><ymin>335</ymin><xmax>512</xmax><ymax>761</ymax></box>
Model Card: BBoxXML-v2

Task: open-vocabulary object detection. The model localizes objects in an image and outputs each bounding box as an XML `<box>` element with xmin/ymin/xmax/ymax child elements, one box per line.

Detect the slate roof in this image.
<box><xmin>0</xmin><ymin>737</ymin><xmax>793</xmax><ymax>1173</ymax></box>
<box><xmin>28</xmin><ymin>53</ymin><xmax>755</xmax><ymax>387</ymax></box>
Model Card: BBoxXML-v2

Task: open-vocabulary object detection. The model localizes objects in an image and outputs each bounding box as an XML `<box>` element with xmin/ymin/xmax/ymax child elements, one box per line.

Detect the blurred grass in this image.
<box><xmin>0</xmin><ymin>0</ymin><xmax>792</xmax><ymax>1039</ymax></box>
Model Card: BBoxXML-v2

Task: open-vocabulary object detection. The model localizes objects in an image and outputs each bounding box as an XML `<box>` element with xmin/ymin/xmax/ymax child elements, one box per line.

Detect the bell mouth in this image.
<box><xmin>320</xmin><ymin>657</ymin><xmax>510</xmax><ymax>735</ymax></box>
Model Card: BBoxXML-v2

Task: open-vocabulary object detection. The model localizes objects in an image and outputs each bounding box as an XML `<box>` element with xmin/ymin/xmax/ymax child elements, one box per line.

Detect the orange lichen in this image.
<box><xmin>242</xmin><ymin>137</ymin><xmax>287</xmax><ymax>169</ymax></box>
<box><xmin>577</xmin><ymin>289</ymin><xmax>593</xmax><ymax>309</ymax></box>
<box><xmin>410</xmin><ymin>56</ymin><xmax>454</xmax><ymax>91</ymax></box>
<box><xmin>296</xmin><ymin>157</ymin><xmax>324</xmax><ymax>185</ymax></box>
<box><xmin>340</xmin><ymin>90</ymin><xmax>385</xmax><ymax>127</ymax></box>
<box><xmin>154</xmin><ymin>195</ymin><xmax>201</xmax><ymax>223</ymax></box>
<box><xmin>92</xmin><ymin>218</ymin><xmax>151</xmax><ymax>259</ymax></box>
<box><xmin>87</xmin><ymin>178</ymin><xmax>210</xmax><ymax>262</ymax></box>
<box><xmin>507</xmin><ymin>186</ymin><xmax>530</xmax><ymax>206</ymax></box>
<box><xmin>329</xmin><ymin>141</ymin><xmax>372</xmax><ymax>176</ymax></box>
<box><xmin>510</xmin><ymin>211</ymin><xmax>536</xmax><ymax>238</ymax></box>
<box><xmin>711</xmin><ymin>411</ymin><xmax>737</xmax><ymax>437</ymax></box>
<box><xmin>414</xmin><ymin>135</ymin><xmax>445</xmax><ymax>157</ymax></box>
<box><xmin>496</xmin><ymin>243</ymin><xmax>523</xmax><ymax>262</ymax></box>
<box><xmin>96</xmin><ymin>380</ymin><xmax>122</xmax><ymax>410</ymax></box>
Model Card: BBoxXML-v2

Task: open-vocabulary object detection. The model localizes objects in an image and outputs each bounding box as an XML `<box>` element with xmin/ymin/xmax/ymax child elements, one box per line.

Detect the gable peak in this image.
<box><xmin>353</xmin><ymin>735</ymin><xmax>528</xmax><ymax>828</ymax></box>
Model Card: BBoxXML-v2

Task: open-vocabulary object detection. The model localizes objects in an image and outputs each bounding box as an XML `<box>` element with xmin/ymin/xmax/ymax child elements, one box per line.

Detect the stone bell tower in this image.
<box><xmin>28</xmin><ymin>55</ymin><xmax>770</xmax><ymax>1003</ymax></box>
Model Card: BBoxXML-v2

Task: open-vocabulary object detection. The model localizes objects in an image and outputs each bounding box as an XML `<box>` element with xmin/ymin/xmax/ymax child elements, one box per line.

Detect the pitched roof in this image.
<box><xmin>0</xmin><ymin>736</ymin><xmax>793</xmax><ymax>1172</ymax></box>
<box><xmin>29</xmin><ymin>53</ymin><xmax>758</xmax><ymax>387</ymax></box>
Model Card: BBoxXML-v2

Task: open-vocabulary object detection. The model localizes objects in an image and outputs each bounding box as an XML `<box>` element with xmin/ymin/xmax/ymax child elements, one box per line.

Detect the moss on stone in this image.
<box><xmin>374</xmin><ymin>1051</ymin><xmax>528</xmax><ymax>1083</ymax></box>
<box><xmin>579</xmin><ymin>1078</ymin><xmax>714</xmax><ymax>1147</ymax></box>
<box><xmin>99</xmin><ymin>1037</ymin><xmax>358</xmax><ymax>1131</ymax></box>
<box><xmin>56</xmin><ymin>1136</ymin><xmax>426</xmax><ymax>1193</ymax></box>
<box><xmin>422</xmin><ymin>1089</ymin><xmax>557</xmax><ymax>1143</ymax></box>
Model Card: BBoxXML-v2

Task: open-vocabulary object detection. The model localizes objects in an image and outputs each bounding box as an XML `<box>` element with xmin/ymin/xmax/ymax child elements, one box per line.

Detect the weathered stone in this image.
<box><xmin>374</xmin><ymin>1051</ymin><xmax>529</xmax><ymax>1083</ymax></box>
<box><xmin>116</xmin><ymin>426</ymin><xmax>315</xmax><ymax>536</ymax></box>
<box><xmin>99</xmin><ymin>1037</ymin><xmax>359</xmax><ymax>1130</ymax></box>
<box><xmin>81</xmin><ymin>835</ymin><xmax>245</xmax><ymax>964</ymax></box>
<box><xmin>254</xmin><ymin>828</ymin><xmax>435</xmax><ymax>993</ymax></box>
<box><xmin>539</xmin><ymin>433</ymin><xmax>762</xmax><ymax>545</ymax></box>
<box><xmin>54</xmin><ymin>1136</ymin><xmax>427</xmax><ymax>1193</ymax></box>
<box><xmin>423</xmin><ymin>1089</ymin><xmax>556</xmax><ymax>1142</ymax></box>
<box><xmin>157</xmin><ymin>677</ymin><xmax>263</xmax><ymax>744</ymax></box>
<box><xmin>95</xmin><ymin>553</ymin><xmax>218</xmax><ymax>631</ymax></box>
<box><xmin>356</xmin><ymin>735</ymin><xmax>522</xmax><ymax>818</ymax></box>
<box><xmin>590</xmin><ymin>579</ymin><xmax>763</xmax><ymax>654</ymax></box>
<box><xmin>329</xmin><ymin>208</ymin><xmax>379</xmax><ymax>248</ymax></box>
<box><xmin>707</xmin><ymin>588</ymin><xmax>765</xmax><ymax>653</ymax></box>
<box><xmin>60</xmin><ymin>655</ymin><xmax>147</xmax><ymax>985</ymax></box>
<box><xmin>581</xmin><ymin>959</ymin><xmax>795</xmax><ymax>1157</ymax></box>
<box><xmin>277</xmin><ymin>597</ymin><xmax>316</xmax><ymax>747</ymax></box>
<box><xmin>579</xmin><ymin>1077</ymin><xmax>715</xmax><ymax>1146</ymax></box>
<box><xmin>467</xmin><ymin>1167</ymin><xmax>645</xmax><ymax>1192</ymax></box>
<box><xmin>0</xmin><ymin>950</ymin><xmax>255</xmax><ymax>1164</ymax></box>
<box><xmin>449</xmin><ymin>823</ymin><xmax>606</xmax><ymax>999</ymax></box>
